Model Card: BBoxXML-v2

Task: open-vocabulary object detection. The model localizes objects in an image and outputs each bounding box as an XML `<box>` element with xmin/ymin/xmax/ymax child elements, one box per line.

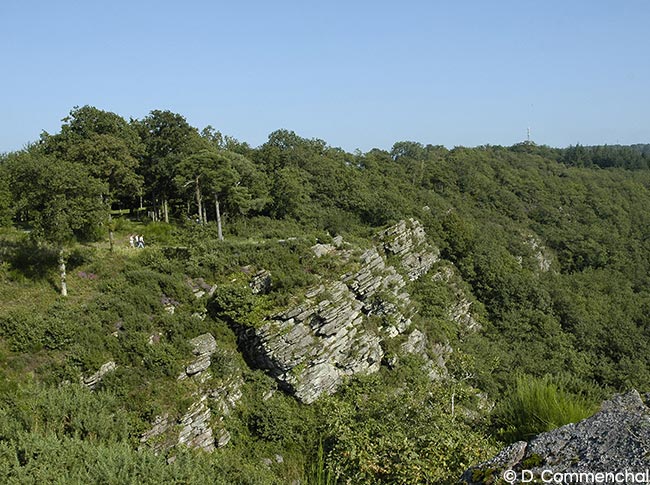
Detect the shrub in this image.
<box><xmin>492</xmin><ymin>374</ymin><xmax>598</xmax><ymax>442</ymax></box>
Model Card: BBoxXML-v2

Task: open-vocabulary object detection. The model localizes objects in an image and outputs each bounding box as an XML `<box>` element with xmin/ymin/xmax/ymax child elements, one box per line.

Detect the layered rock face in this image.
<box><xmin>141</xmin><ymin>333</ymin><xmax>243</xmax><ymax>454</ymax></box>
<box><xmin>233</xmin><ymin>219</ymin><xmax>442</xmax><ymax>404</ymax></box>
<box><xmin>461</xmin><ymin>391</ymin><xmax>650</xmax><ymax>484</ymax></box>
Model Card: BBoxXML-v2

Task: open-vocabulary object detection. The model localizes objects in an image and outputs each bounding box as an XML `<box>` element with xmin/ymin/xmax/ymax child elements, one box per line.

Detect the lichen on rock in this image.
<box><xmin>461</xmin><ymin>390</ymin><xmax>650</xmax><ymax>484</ymax></box>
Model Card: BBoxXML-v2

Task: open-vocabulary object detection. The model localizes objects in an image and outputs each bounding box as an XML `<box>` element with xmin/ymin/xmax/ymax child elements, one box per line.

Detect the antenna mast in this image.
<box><xmin>527</xmin><ymin>127</ymin><xmax>531</xmax><ymax>143</ymax></box>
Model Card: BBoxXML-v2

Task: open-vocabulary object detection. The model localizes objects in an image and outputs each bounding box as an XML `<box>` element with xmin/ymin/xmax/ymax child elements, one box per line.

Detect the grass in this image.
<box><xmin>493</xmin><ymin>374</ymin><xmax>598</xmax><ymax>442</ymax></box>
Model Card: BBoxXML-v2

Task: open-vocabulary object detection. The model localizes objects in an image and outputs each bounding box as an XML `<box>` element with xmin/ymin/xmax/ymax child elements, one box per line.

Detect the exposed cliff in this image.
<box><xmin>219</xmin><ymin>219</ymin><xmax>479</xmax><ymax>404</ymax></box>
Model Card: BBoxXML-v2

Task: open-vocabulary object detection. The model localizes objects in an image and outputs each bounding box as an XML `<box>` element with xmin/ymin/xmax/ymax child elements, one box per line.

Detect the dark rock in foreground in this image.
<box><xmin>462</xmin><ymin>390</ymin><xmax>650</xmax><ymax>484</ymax></box>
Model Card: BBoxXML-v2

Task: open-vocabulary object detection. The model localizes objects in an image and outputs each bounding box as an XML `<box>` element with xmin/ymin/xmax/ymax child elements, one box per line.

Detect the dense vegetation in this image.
<box><xmin>1</xmin><ymin>106</ymin><xmax>649</xmax><ymax>483</ymax></box>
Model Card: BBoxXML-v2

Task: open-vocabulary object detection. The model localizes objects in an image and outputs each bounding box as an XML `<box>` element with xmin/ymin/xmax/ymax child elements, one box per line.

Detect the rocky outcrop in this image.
<box><xmin>178</xmin><ymin>397</ymin><xmax>215</xmax><ymax>452</ymax></box>
<box><xmin>187</xmin><ymin>277</ymin><xmax>217</xmax><ymax>299</ymax></box>
<box><xmin>516</xmin><ymin>234</ymin><xmax>553</xmax><ymax>273</ymax></box>
<box><xmin>432</xmin><ymin>263</ymin><xmax>481</xmax><ymax>333</ymax></box>
<box><xmin>231</xmin><ymin>220</ymin><xmax>442</xmax><ymax>404</ymax></box>
<box><xmin>377</xmin><ymin>218</ymin><xmax>440</xmax><ymax>280</ymax></box>
<box><xmin>80</xmin><ymin>361</ymin><xmax>116</xmax><ymax>390</ymax></box>
<box><xmin>237</xmin><ymin>278</ymin><xmax>384</xmax><ymax>404</ymax></box>
<box><xmin>141</xmin><ymin>333</ymin><xmax>243</xmax><ymax>454</ymax></box>
<box><xmin>526</xmin><ymin>235</ymin><xmax>553</xmax><ymax>272</ymax></box>
<box><xmin>178</xmin><ymin>333</ymin><xmax>217</xmax><ymax>380</ymax></box>
<box><xmin>461</xmin><ymin>390</ymin><xmax>650</xmax><ymax>484</ymax></box>
<box><xmin>249</xmin><ymin>269</ymin><xmax>272</xmax><ymax>295</ymax></box>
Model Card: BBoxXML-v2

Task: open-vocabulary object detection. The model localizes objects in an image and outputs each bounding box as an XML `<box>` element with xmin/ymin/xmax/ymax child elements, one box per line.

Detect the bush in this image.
<box><xmin>0</xmin><ymin>305</ymin><xmax>78</xmax><ymax>353</ymax></box>
<box><xmin>140</xmin><ymin>221</ymin><xmax>177</xmax><ymax>245</ymax></box>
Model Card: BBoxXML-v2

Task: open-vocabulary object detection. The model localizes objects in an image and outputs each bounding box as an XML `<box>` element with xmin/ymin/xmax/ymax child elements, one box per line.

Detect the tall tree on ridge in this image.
<box><xmin>40</xmin><ymin>106</ymin><xmax>143</xmax><ymax>251</ymax></box>
<box><xmin>134</xmin><ymin>110</ymin><xmax>201</xmax><ymax>222</ymax></box>
<box><xmin>6</xmin><ymin>149</ymin><xmax>106</xmax><ymax>296</ymax></box>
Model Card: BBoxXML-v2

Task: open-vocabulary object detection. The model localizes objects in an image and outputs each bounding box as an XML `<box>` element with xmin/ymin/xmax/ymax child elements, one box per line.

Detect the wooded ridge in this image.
<box><xmin>0</xmin><ymin>106</ymin><xmax>649</xmax><ymax>483</ymax></box>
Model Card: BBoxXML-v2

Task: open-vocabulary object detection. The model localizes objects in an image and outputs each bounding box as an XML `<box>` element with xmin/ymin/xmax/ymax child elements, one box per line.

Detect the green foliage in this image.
<box><xmin>7</xmin><ymin>151</ymin><xmax>107</xmax><ymax>247</ymax></box>
<box><xmin>307</xmin><ymin>441</ymin><xmax>335</xmax><ymax>485</ymax></box>
<box><xmin>3</xmin><ymin>237</ymin><xmax>59</xmax><ymax>280</ymax></box>
<box><xmin>492</xmin><ymin>374</ymin><xmax>598</xmax><ymax>442</ymax></box>
<box><xmin>317</xmin><ymin>363</ymin><xmax>498</xmax><ymax>484</ymax></box>
<box><xmin>247</xmin><ymin>393</ymin><xmax>317</xmax><ymax>446</ymax></box>
<box><xmin>0</xmin><ymin>162</ymin><xmax>13</xmax><ymax>227</ymax></box>
<box><xmin>209</xmin><ymin>282</ymin><xmax>256</xmax><ymax>323</ymax></box>
<box><xmin>41</xmin><ymin>105</ymin><xmax>143</xmax><ymax>201</ymax></box>
<box><xmin>6</xmin><ymin>108</ymin><xmax>650</xmax><ymax>483</ymax></box>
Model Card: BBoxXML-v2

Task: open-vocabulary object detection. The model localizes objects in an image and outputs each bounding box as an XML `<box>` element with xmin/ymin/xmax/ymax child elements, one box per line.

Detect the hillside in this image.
<box><xmin>1</xmin><ymin>107</ymin><xmax>650</xmax><ymax>483</ymax></box>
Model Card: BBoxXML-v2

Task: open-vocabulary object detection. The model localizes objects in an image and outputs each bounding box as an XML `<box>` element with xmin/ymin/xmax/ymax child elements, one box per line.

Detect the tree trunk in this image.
<box><xmin>215</xmin><ymin>195</ymin><xmax>223</xmax><ymax>241</ymax></box>
<box><xmin>195</xmin><ymin>177</ymin><xmax>203</xmax><ymax>224</ymax></box>
<box><xmin>108</xmin><ymin>213</ymin><xmax>114</xmax><ymax>252</ymax></box>
<box><xmin>163</xmin><ymin>197</ymin><xmax>169</xmax><ymax>223</ymax></box>
<box><xmin>58</xmin><ymin>249</ymin><xmax>68</xmax><ymax>297</ymax></box>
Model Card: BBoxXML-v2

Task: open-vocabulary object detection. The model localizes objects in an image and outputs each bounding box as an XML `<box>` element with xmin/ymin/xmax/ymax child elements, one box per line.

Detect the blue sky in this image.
<box><xmin>1</xmin><ymin>0</ymin><xmax>648</xmax><ymax>153</ymax></box>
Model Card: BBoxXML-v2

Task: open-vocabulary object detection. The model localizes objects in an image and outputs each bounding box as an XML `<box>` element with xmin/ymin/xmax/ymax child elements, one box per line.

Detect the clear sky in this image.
<box><xmin>1</xmin><ymin>0</ymin><xmax>649</xmax><ymax>153</ymax></box>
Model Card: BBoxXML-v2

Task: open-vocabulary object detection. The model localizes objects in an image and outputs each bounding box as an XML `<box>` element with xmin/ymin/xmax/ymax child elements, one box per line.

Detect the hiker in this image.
<box><xmin>137</xmin><ymin>235</ymin><xmax>145</xmax><ymax>248</ymax></box>
<box><xmin>129</xmin><ymin>234</ymin><xmax>135</xmax><ymax>248</ymax></box>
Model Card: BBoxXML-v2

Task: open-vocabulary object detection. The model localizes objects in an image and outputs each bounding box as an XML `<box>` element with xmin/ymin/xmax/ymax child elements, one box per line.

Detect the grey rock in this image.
<box><xmin>215</xmin><ymin>427</ymin><xmax>231</xmax><ymax>448</ymax></box>
<box><xmin>525</xmin><ymin>234</ymin><xmax>553</xmax><ymax>272</ymax></box>
<box><xmin>400</xmin><ymin>329</ymin><xmax>427</xmax><ymax>355</ymax></box>
<box><xmin>179</xmin><ymin>333</ymin><xmax>218</xmax><ymax>380</ymax></box>
<box><xmin>148</xmin><ymin>332</ymin><xmax>161</xmax><ymax>345</ymax></box>
<box><xmin>250</xmin><ymin>269</ymin><xmax>272</xmax><ymax>294</ymax></box>
<box><xmin>139</xmin><ymin>414</ymin><xmax>170</xmax><ymax>444</ymax></box>
<box><xmin>191</xmin><ymin>311</ymin><xmax>207</xmax><ymax>320</ymax></box>
<box><xmin>81</xmin><ymin>361</ymin><xmax>117</xmax><ymax>390</ymax></box>
<box><xmin>142</xmin><ymin>334</ymin><xmax>244</xmax><ymax>455</ymax></box>
<box><xmin>229</xmin><ymin>220</ymin><xmax>453</xmax><ymax>404</ymax></box>
<box><xmin>190</xmin><ymin>333</ymin><xmax>217</xmax><ymax>356</ymax></box>
<box><xmin>462</xmin><ymin>390</ymin><xmax>650</xmax><ymax>484</ymax></box>
<box><xmin>187</xmin><ymin>277</ymin><xmax>217</xmax><ymax>298</ymax></box>
<box><xmin>178</xmin><ymin>399</ymin><xmax>215</xmax><ymax>453</ymax></box>
<box><xmin>234</xmin><ymin>269</ymin><xmax>388</xmax><ymax>403</ymax></box>
<box><xmin>377</xmin><ymin>218</ymin><xmax>440</xmax><ymax>280</ymax></box>
<box><xmin>209</xmin><ymin>376</ymin><xmax>244</xmax><ymax>416</ymax></box>
<box><xmin>432</xmin><ymin>263</ymin><xmax>481</xmax><ymax>333</ymax></box>
<box><xmin>311</xmin><ymin>243</ymin><xmax>336</xmax><ymax>258</ymax></box>
<box><xmin>185</xmin><ymin>354</ymin><xmax>211</xmax><ymax>376</ymax></box>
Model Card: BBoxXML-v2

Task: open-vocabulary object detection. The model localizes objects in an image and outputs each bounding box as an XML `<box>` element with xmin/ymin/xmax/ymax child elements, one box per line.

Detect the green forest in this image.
<box><xmin>1</xmin><ymin>105</ymin><xmax>650</xmax><ymax>484</ymax></box>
